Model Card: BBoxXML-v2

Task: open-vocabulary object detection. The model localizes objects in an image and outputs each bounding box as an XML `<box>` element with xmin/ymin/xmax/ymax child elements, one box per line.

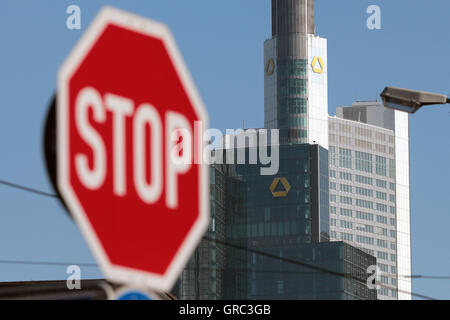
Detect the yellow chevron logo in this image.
<box><xmin>311</xmin><ymin>56</ymin><xmax>324</xmax><ymax>74</ymax></box>
<box><xmin>270</xmin><ymin>177</ymin><xmax>291</xmax><ymax>198</ymax></box>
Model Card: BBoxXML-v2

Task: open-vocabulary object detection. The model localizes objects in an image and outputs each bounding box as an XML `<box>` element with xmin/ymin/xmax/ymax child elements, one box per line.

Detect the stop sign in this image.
<box><xmin>57</xmin><ymin>7</ymin><xmax>209</xmax><ymax>290</ymax></box>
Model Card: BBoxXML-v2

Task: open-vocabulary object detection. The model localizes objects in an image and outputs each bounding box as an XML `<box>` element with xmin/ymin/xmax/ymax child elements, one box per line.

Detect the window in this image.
<box><xmin>356</xmin><ymin>199</ymin><xmax>373</xmax><ymax>209</ymax></box>
<box><xmin>356</xmin><ymin>211</ymin><xmax>373</xmax><ymax>221</ymax></box>
<box><xmin>330</xmin><ymin>170</ymin><xmax>337</xmax><ymax>178</ymax></box>
<box><xmin>376</xmin><ymin>191</ymin><xmax>387</xmax><ymax>200</ymax></box>
<box><xmin>277</xmin><ymin>280</ymin><xmax>284</xmax><ymax>294</ymax></box>
<box><xmin>376</xmin><ymin>203</ymin><xmax>388</xmax><ymax>213</ymax></box>
<box><xmin>330</xmin><ymin>194</ymin><xmax>337</xmax><ymax>203</ymax></box>
<box><xmin>379</xmin><ymin>263</ymin><xmax>388</xmax><ymax>272</ymax></box>
<box><xmin>390</xmin><ymin>194</ymin><xmax>395</xmax><ymax>203</ymax></box>
<box><xmin>376</xmin><ymin>179</ymin><xmax>387</xmax><ymax>189</ymax></box>
<box><xmin>355</xmin><ymin>175</ymin><xmax>372</xmax><ymax>186</ymax></box>
<box><xmin>329</xmin><ymin>146</ymin><xmax>336</xmax><ymax>166</ymax></box>
<box><xmin>330</xmin><ymin>206</ymin><xmax>337</xmax><ymax>215</ymax></box>
<box><xmin>340</xmin><ymin>196</ymin><xmax>353</xmax><ymax>205</ymax></box>
<box><xmin>339</xmin><ymin>148</ymin><xmax>352</xmax><ymax>169</ymax></box>
<box><xmin>278</xmin><ymin>59</ymin><xmax>307</xmax><ymax>77</ymax></box>
<box><xmin>355</xmin><ymin>151</ymin><xmax>373</xmax><ymax>173</ymax></box>
<box><xmin>356</xmin><ymin>224</ymin><xmax>373</xmax><ymax>233</ymax></box>
<box><xmin>389</xmin><ymin>159</ymin><xmax>396</xmax><ymax>178</ymax></box>
<box><xmin>279</xmin><ymin>78</ymin><xmax>307</xmax><ymax>95</ymax></box>
<box><xmin>340</xmin><ymin>220</ymin><xmax>353</xmax><ymax>229</ymax></box>
<box><xmin>356</xmin><ymin>235</ymin><xmax>374</xmax><ymax>245</ymax></box>
<box><xmin>279</xmin><ymin>98</ymin><xmax>307</xmax><ymax>115</ymax></box>
<box><xmin>330</xmin><ymin>182</ymin><xmax>337</xmax><ymax>190</ymax></box>
<box><xmin>356</xmin><ymin>187</ymin><xmax>373</xmax><ymax>197</ymax></box>
<box><xmin>286</xmin><ymin>117</ymin><xmax>307</xmax><ymax>127</ymax></box>
<box><xmin>339</xmin><ymin>172</ymin><xmax>352</xmax><ymax>181</ymax></box>
<box><xmin>341</xmin><ymin>233</ymin><xmax>353</xmax><ymax>241</ymax></box>
<box><xmin>376</xmin><ymin>215</ymin><xmax>388</xmax><ymax>224</ymax></box>
<box><xmin>340</xmin><ymin>208</ymin><xmax>353</xmax><ymax>217</ymax></box>
<box><xmin>377</xmin><ymin>239</ymin><xmax>388</xmax><ymax>248</ymax></box>
<box><xmin>377</xmin><ymin>251</ymin><xmax>388</xmax><ymax>261</ymax></box>
<box><xmin>376</xmin><ymin>156</ymin><xmax>387</xmax><ymax>177</ymax></box>
<box><xmin>340</xmin><ymin>184</ymin><xmax>353</xmax><ymax>193</ymax></box>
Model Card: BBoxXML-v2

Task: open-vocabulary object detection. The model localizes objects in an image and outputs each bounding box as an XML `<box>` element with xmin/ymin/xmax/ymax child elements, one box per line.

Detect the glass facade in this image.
<box><xmin>328</xmin><ymin>102</ymin><xmax>410</xmax><ymax>300</ymax></box>
<box><xmin>277</xmin><ymin>59</ymin><xmax>309</xmax><ymax>144</ymax></box>
<box><xmin>175</xmin><ymin>143</ymin><xmax>376</xmax><ymax>300</ymax></box>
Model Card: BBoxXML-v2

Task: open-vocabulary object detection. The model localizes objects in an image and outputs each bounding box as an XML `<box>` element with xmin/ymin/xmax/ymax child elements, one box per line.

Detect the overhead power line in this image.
<box><xmin>0</xmin><ymin>178</ymin><xmax>440</xmax><ymax>299</ymax></box>
<box><xmin>0</xmin><ymin>180</ymin><xmax>58</xmax><ymax>199</ymax></box>
<box><xmin>203</xmin><ymin>236</ymin><xmax>437</xmax><ymax>300</ymax></box>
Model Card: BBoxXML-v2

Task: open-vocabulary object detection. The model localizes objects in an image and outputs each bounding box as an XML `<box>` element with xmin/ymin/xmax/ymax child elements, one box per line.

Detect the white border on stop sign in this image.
<box><xmin>57</xmin><ymin>6</ymin><xmax>209</xmax><ymax>291</ymax></box>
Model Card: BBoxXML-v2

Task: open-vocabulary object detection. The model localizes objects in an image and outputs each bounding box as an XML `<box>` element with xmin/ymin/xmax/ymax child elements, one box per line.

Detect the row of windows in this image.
<box><xmin>355</xmin><ymin>151</ymin><xmax>373</xmax><ymax>173</ymax></box>
<box><xmin>340</xmin><ymin>208</ymin><xmax>353</xmax><ymax>217</ymax></box>
<box><xmin>331</xmin><ymin>150</ymin><xmax>395</xmax><ymax>178</ymax></box>
<box><xmin>333</xmin><ymin>172</ymin><xmax>395</xmax><ymax>192</ymax></box>
<box><xmin>340</xmin><ymin>184</ymin><xmax>353</xmax><ymax>193</ymax></box>
<box><xmin>378</xmin><ymin>263</ymin><xmax>397</xmax><ymax>275</ymax></box>
<box><xmin>277</xmin><ymin>59</ymin><xmax>307</xmax><ymax>77</ymax></box>
<box><xmin>278</xmin><ymin>98</ymin><xmax>307</xmax><ymax>115</ymax></box>
<box><xmin>356</xmin><ymin>199</ymin><xmax>373</xmax><ymax>209</ymax></box>
<box><xmin>331</xmin><ymin>181</ymin><xmax>395</xmax><ymax>206</ymax></box>
<box><xmin>278</xmin><ymin>79</ymin><xmax>307</xmax><ymax>95</ymax></box>
<box><xmin>230</xmin><ymin>221</ymin><xmax>311</xmax><ymax>239</ymax></box>
<box><xmin>278</xmin><ymin>117</ymin><xmax>307</xmax><ymax>128</ymax></box>
<box><xmin>355</xmin><ymin>186</ymin><xmax>373</xmax><ymax>198</ymax></box>
<box><xmin>330</xmin><ymin>208</ymin><xmax>396</xmax><ymax>230</ymax></box>
<box><xmin>356</xmin><ymin>211</ymin><xmax>373</xmax><ymax>221</ymax></box>
<box><xmin>332</xmin><ymin>196</ymin><xmax>395</xmax><ymax>214</ymax></box>
<box><xmin>331</xmin><ymin>219</ymin><xmax>395</xmax><ymax>238</ymax></box>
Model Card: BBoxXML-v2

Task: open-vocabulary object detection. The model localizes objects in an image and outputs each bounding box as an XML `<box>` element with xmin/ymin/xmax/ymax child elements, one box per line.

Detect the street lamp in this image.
<box><xmin>380</xmin><ymin>86</ymin><xmax>450</xmax><ymax>114</ymax></box>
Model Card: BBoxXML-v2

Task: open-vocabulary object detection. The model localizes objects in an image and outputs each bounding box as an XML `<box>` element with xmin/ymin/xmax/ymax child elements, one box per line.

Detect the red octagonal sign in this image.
<box><xmin>57</xmin><ymin>7</ymin><xmax>209</xmax><ymax>290</ymax></box>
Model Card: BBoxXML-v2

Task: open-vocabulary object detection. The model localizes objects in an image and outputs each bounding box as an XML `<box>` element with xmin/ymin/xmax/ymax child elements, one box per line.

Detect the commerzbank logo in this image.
<box><xmin>311</xmin><ymin>56</ymin><xmax>325</xmax><ymax>74</ymax></box>
<box><xmin>270</xmin><ymin>177</ymin><xmax>291</xmax><ymax>198</ymax></box>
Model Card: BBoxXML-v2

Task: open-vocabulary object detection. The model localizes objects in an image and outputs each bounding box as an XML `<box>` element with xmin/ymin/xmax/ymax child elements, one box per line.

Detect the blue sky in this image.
<box><xmin>0</xmin><ymin>0</ymin><xmax>449</xmax><ymax>299</ymax></box>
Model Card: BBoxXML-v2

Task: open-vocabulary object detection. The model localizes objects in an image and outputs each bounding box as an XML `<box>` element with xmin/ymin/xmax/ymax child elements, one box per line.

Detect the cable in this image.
<box><xmin>0</xmin><ymin>179</ymin><xmax>439</xmax><ymax>299</ymax></box>
<box><xmin>0</xmin><ymin>260</ymin><xmax>98</xmax><ymax>268</ymax></box>
<box><xmin>203</xmin><ymin>236</ymin><xmax>437</xmax><ymax>300</ymax></box>
<box><xmin>0</xmin><ymin>180</ymin><xmax>58</xmax><ymax>199</ymax></box>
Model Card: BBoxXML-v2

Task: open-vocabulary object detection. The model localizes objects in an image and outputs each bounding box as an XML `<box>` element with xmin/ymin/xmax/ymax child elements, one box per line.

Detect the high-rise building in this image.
<box><xmin>176</xmin><ymin>141</ymin><xmax>376</xmax><ymax>300</ymax></box>
<box><xmin>174</xmin><ymin>0</ymin><xmax>412</xmax><ymax>301</ymax></box>
<box><xmin>265</xmin><ymin>0</ymin><xmax>328</xmax><ymax>148</ymax></box>
<box><xmin>328</xmin><ymin>101</ymin><xmax>412</xmax><ymax>300</ymax></box>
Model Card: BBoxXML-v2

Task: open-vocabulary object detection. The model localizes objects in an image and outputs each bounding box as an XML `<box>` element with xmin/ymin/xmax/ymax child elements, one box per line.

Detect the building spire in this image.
<box><xmin>272</xmin><ymin>0</ymin><xmax>315</xmax><ymax>36</ymax></box>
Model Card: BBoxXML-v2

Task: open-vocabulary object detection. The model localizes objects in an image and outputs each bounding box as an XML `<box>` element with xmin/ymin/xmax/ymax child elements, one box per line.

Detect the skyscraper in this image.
<box><xmin>177</xmin><ymin>141</ymin><xmax>376</xmax><ymax>300</ymax></box>
<box><xmin>174</xmin><ymin>0</ymin><xmax>416</xmax><ymax>301</ymax></box>
<box><xmin>265</xmin><ymin>0</ymin><xmax>328</xmax><ymax>148</ymax></box>
<box><xmin>328</xmin><ymin>101</ymin><xmax>412</xmax><ymax>300</ymax></box>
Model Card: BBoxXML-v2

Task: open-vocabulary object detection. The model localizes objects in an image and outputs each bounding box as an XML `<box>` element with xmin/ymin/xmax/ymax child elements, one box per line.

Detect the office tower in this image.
<box><xmin>265</xmin><ymin>0</ymin><xmax>328</xmax><ymax>148</ymax></box>
<box><xmin>176</xmin><ymin>138</ymin><xmax>376</xmax><ymax>300</ymax></box>
<box><xmin>175</xmin><ymin>1</ymin><xmax>379</xmax><ymax>300</ymax></box>
<box><xmin>328</xmin><ymin>101</ymin><xmax>412</xmax><ymax>300</ymax></box>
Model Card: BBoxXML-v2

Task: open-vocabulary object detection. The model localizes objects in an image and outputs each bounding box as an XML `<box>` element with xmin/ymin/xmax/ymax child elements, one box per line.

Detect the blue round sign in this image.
<box><xmin>116</xmin><ymin>290</ymin><xmax>153</xmax><ymax>300</ymax></box>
